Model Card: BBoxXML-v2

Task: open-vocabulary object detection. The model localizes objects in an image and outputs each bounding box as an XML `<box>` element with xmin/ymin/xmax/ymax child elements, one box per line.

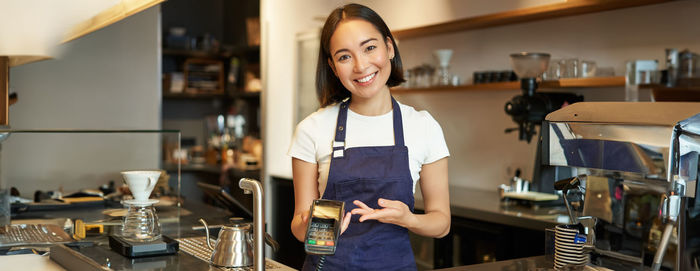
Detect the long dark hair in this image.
<box><xmin>316</xmin><ymin>3</ymin><xmax>405</xmax><ymax>107</ymax></box>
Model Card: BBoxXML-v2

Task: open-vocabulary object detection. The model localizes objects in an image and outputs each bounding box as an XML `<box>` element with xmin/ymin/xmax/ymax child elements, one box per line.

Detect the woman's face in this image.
<box><xmin>328</xmin><ymin>19</ymin><xmax>394</xmax><ymax>100</ymax></box>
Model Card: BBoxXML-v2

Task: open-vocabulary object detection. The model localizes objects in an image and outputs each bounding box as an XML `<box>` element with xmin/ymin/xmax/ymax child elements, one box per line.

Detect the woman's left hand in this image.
<box><xmin>350</xmin><ymin>198</ymin><xmax>417</xmax><ymax>228</ymax></box>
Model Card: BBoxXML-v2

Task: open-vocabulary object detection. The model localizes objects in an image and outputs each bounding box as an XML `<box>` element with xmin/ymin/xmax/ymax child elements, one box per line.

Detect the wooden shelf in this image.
<box><xmin>230</xmin><ymin>91</ymin><xmax>261</xmax><ymax>99</ymax></box>
<box><xmin>392</xmin><ymin>76</ymin><xmax>625</xmax><ymax>94</ymax></box>
<box><xmin>63</xmin><ymin>0</ymin><xmax>165</xmax><ymax>43</ymax></box>
<box><xmin>163</xmin><ymin>49</ymin><xmax>232</xmax><ymax>59</ymax></box>
<box><xmin>162</xmin><ymin>46</ymin><xmax>259</xmax><ymax>59</ymax></box>
<box><xmin>162</xmin><ymin>163</ymin><xmax>260</xmax><ymax>174</ymax></box>
<box><xmin>551</xmin><ymin>76</ymin><xmax>625</xmax><ymax>88</ymax></box>
<box><xmin>639</xmin><ymin>84</ymin><xmax>700</xmax><ymax>102</ymax></box>
<box><xmin>163</xmin><ymin>91</ymin><xmax>260</xmax><ymax>100</ymax></box>
<box><xmin>392</xmin><ymin>0</ymin><xmax>674</xmax><ymax>39</ymax></box>
<box><xmin>163</xmin><ymin>92</ymin><xmax>226</xmax><ymax>99</ymax></box>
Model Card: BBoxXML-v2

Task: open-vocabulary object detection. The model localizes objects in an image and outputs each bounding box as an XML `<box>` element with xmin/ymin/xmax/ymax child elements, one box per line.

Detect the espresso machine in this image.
<box><xmin>542</xmin><ymin>102</ymin><xmax>700</xmax><ymax>270</ymax></box>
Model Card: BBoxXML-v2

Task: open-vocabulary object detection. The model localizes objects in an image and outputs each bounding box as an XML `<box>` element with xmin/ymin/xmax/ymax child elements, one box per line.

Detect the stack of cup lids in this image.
<box><xmin>554</xmin><ymin>224</ymin><xmax>590</xmax><ymax>269</ymax></box>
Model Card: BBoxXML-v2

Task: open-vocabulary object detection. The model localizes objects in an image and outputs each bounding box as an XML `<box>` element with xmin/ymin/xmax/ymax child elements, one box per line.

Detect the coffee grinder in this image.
<box><xmin>504</xmin><ymin>52</ymin><xmax>583</xmax><ymax>192</ymax></box>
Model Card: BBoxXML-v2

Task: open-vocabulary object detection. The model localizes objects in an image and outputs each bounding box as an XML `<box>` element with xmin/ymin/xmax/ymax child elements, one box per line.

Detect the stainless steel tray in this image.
<box><xmin>176</xmin><ymin>236</ymin><xmax>282</xmax><ymax>270</ymax></box>
<box><xmin>0</xmin><ymin>224</ymin><xmax>73</xmax><ymax>247</ymax></box>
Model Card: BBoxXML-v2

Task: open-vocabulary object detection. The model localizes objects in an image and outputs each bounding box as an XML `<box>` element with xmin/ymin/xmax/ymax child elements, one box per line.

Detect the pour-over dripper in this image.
<box><xmin>434</xmin><ymin>49</ymin><xmax>453</xmax><ymax>68</ymax></box>
<box><xmin>434</xmin><ymin>49</ymin><xmax>454</xmax><ymax>86</ymax></box>
<box><xmin>121</xmin><ymin>170</ymin><xmax>161</xmax><ymax>202</ymax></box>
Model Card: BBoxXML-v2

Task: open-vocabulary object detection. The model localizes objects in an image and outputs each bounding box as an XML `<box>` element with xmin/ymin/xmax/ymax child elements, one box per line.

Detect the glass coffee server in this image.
<box><xmin>0</xmin><ymin>129</ymin><xmax>189</xmax><ymax>269</ymax></box>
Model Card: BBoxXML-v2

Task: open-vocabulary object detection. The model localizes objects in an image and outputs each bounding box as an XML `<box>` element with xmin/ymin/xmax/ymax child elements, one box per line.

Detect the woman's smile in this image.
<box><xmin>354</xmin><ymin>71</ymin><xmax>377</xmax><ymax>86</ymax></box>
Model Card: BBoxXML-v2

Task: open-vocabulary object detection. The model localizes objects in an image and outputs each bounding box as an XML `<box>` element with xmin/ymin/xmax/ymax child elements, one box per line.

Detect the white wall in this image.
<box><xmin>378</xmin><ymin>1</ymin><xmax>700</xmax><ymax>191</ymax></box>
<box><xmin>263</xmin><ymin>1</ymin><xmax>700</xmax><ymax>193</ymax></box>
<box><xmin>2</xmin><ymin>7</ymin><xmax>162</xmax><ymax>195</ymax></box>
<box><xmin>355</xmin><ymin>0</ymin><xmax>563</xmax><ymax>31</ymax></box>
<box><xmin>262</xmin><ymin>0</ymin><xmax>341</xmax><ymax>180</ymax></box>
<box><xmin>262</xmin><ymin>0</ymin><xmax>562</xmax><ymax>182</ymax></box>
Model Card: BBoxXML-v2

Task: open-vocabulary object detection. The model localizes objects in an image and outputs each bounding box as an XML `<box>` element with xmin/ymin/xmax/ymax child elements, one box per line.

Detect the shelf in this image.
<box><xmin>162</xmin><ymin>163</ymin><xmax>260</xmax><ymax>174</ymax></box>
<box><xmin>391</xmin><ymin>0</ymin><xmax>674</xmax><ymax>39</ymax></box>
<box><xmin>162</xmin><ymin>46</ymin><xmax>259</xmax><ymax>59</ymax></box>
<box><xmin>639</xmin><ymin>84</ymin><xmax>700</xmax><ymax>102</ymax></box>
<box><xmin>230</xmin><ymin>91</ymin><xmax>261</xmax><ymax>99</ymax></box>
<box><xmin>63</xmin><ymin>0</ymin><xmax>165</xmax><ymax>43</ymax></box>
<box><xmin>163</xmin><ymin>48</ymin><xmax>232</xmax><ymax>59</ymax></box>
<box><xmin>163</xmin><ymin>92</ymin><xmax>226</xmax><ymax>99</ymax></box>
<box><xmin>163</xmin><ymin>91</ymin><xmax>260</xmax><ymax>100</ymax></box>
<box><xmin>392</xmin><ymin>76</ymin><xmax>625</xmax><ymax>94</ymax></box>
<box><xmin>551</xmin><ymin>76</ymin><xmax>625</xmax><ymax>88</ymax></box>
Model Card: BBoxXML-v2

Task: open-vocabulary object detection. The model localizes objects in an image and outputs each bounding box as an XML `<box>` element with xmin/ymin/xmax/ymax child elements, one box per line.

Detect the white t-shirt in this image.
<box><xmin>288</xmin><ymin>101</ymin><xmax>449</xmax><ymax>197</ymax></box>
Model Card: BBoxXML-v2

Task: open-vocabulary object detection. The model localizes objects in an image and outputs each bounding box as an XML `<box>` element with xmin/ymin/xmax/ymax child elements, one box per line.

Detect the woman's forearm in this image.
<box><xmin>291</xmin><ymin>213</ymin><xmax>308</xmax><ymax>242</ymax></box>
<box><xmin>406</xmin><ymin>210</ymin><xmax>451</xmax><ymax>238</ymax></box>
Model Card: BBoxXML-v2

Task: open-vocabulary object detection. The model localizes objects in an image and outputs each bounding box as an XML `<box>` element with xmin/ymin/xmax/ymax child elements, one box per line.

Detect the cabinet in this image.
<box><xmin>160</xmin><ymin>0</ymin><xmax>261</xmax><ymax>209</ymax></box>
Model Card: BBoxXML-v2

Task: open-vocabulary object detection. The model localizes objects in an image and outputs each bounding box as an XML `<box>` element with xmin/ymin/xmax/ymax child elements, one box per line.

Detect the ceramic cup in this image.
<box><xmin>121</xmin><ymin>170</ymin><xmax>161</xmax><ymax>202</ymax></box>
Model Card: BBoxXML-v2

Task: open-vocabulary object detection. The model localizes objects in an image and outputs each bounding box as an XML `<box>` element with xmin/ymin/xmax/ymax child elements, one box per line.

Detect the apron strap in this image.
<box><xmin>390</xmin><ymin>97</ymin><xmax>405</xmax><ymax>147</ymax></box>
<box><xmin>332</xmin><ymin>101</ymin><xmax>350</xmax><ymax>157</ymax></box>
<box><xmin>332</xmin><ymin>97</ymin><xmax>406</xmax><ymax>155</ymax></box>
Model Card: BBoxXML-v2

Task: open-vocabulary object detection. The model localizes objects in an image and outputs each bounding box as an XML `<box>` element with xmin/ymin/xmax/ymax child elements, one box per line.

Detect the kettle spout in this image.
<box><xmin>198</xmin><ymin>218</ymin><xmax>214</xmax><ymax>250</ymax></box>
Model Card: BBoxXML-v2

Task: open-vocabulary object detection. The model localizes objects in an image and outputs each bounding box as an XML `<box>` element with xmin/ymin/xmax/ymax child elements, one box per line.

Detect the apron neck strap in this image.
<box><xmin>333</xmin><ymin>97</ymin><xmax>405</xmax><ymax>148</ymax></box>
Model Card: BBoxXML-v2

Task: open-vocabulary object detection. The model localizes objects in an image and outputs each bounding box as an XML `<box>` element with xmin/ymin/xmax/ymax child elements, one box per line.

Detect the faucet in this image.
<box><xmin>239</xmin><ymin>178</ymin><xmax>264</xmax><ymax>271</ymax></box>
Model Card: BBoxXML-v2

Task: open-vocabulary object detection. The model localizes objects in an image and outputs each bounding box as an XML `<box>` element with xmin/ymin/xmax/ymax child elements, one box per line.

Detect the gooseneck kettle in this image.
<box><xmin>198</xmin><ymin>217</ymin><xmax>280</xmax><ymax>268</ymax></box>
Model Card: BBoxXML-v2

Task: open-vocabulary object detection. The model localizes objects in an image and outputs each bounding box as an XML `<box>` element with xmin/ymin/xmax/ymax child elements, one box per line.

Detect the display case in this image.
<box><xmin>0</xmin><ymin>129</ymin><xmax>186</xmax><ymax>238</ymax></box>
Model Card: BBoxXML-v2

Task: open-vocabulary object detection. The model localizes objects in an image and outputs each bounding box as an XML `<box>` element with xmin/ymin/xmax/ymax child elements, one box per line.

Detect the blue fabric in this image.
<box><xmin>302</xmin><ymin>97</ymin><xmax>417</xmax><ymax>271</ymax></box>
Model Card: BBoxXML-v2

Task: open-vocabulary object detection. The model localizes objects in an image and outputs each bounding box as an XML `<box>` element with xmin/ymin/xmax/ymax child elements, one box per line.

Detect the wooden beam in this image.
<box><xmin>8</xmin><ymin>55</ymin><xmax>52</xmax><ymax>68</ymax></box>
<box><xmin>0</xmin><ymin>57</ymin><xmax>9</xmax><ymax>126</ymax></box>
<box><xmin>392</xmin><ymin>0</ymin><xmax>677</xmax><ymax>39</ymax></box>
<box><xmin>63</xmin><ymin>0</ymin><xmax>165</xmax><ymax>43</ymax></box>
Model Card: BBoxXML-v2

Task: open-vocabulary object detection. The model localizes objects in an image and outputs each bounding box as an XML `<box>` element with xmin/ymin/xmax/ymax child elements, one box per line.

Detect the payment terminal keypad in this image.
<box><xmin>305</xmin><ymin>217</ymin><xmax>337</xmax><ymax>254</ymax></box>
<box><xmin>307</xmin><ymin>218</ymin><xmax>335</xmax><ymax>246</ymax></box>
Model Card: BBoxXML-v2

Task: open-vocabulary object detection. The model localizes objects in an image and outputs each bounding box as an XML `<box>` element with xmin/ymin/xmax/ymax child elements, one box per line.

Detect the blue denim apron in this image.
<box><xmin>302</xmin><ymin>97</ymin><xmax>417</xmax><ymax>271</ymax></box>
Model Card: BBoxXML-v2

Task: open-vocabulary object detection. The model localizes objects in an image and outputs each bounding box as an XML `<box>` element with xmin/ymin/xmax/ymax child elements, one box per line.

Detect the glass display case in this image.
<box><xmin>0</xmin><ymin>129</ymin><xmax>185</xmax><ymax>240</ymax></box>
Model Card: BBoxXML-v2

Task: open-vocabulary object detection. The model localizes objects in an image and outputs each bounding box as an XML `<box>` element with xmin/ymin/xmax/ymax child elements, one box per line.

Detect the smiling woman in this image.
<box><xmin>288</xmin><ymin>3</ymin><xmax>451</xmax><ymax>271</ymax></box>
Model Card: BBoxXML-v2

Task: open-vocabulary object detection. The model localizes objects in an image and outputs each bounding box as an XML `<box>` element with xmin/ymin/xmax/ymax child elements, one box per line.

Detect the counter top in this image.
<box><xmin>4</xmin><ymin>200</ymin><xmax>293</xmax><ymax>271</ymax></box>
<box><xmin>436</xmin><ymin>255</ymin><xmax>627</xmax><ymax>270</ymax></box>
<box><xmin>415</xmin><ymin>186</ymin><xmax>569</xmax><ymax>231</ymax></box>
<box><xmin>437</xmin><ymin>255</ymin><xmax>552</xmax><ymax>270</ymax></box>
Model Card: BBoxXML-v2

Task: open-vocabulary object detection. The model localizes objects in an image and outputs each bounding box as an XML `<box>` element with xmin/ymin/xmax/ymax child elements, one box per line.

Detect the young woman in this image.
<box><xmin>288</xmin><ymin>3</ymin><xmax>450</xmax><ymax>270</ymax></box>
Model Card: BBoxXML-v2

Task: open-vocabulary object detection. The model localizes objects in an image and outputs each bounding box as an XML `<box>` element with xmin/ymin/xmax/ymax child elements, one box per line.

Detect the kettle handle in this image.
<box><xmin>198</xmin><ymin>218</ymin><xmax>214</xmax><ymax>250</ymax></box>
<box><xmin>265</xmin><ymin>233</ymin><xmax>280</xmax><ymax>252</ymax></box>
<box><xmin>246</xmin><ymin>231</ymin><xmax>280</xmax><ymax>252</ymax></box>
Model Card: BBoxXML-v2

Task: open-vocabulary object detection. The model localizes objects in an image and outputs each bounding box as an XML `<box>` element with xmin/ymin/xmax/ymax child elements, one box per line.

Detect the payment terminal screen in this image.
<box><xmin>312</xmin><ymin>204</ymin><xmax>341</xmax><ymax>220</ymax></box>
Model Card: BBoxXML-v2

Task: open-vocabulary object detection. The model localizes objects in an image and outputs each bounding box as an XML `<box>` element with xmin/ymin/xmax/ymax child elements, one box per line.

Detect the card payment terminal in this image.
<box><xmin>304</xmin><ymin>199</ymin><xmax>344</xmax><ymax>255</ymax></box>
